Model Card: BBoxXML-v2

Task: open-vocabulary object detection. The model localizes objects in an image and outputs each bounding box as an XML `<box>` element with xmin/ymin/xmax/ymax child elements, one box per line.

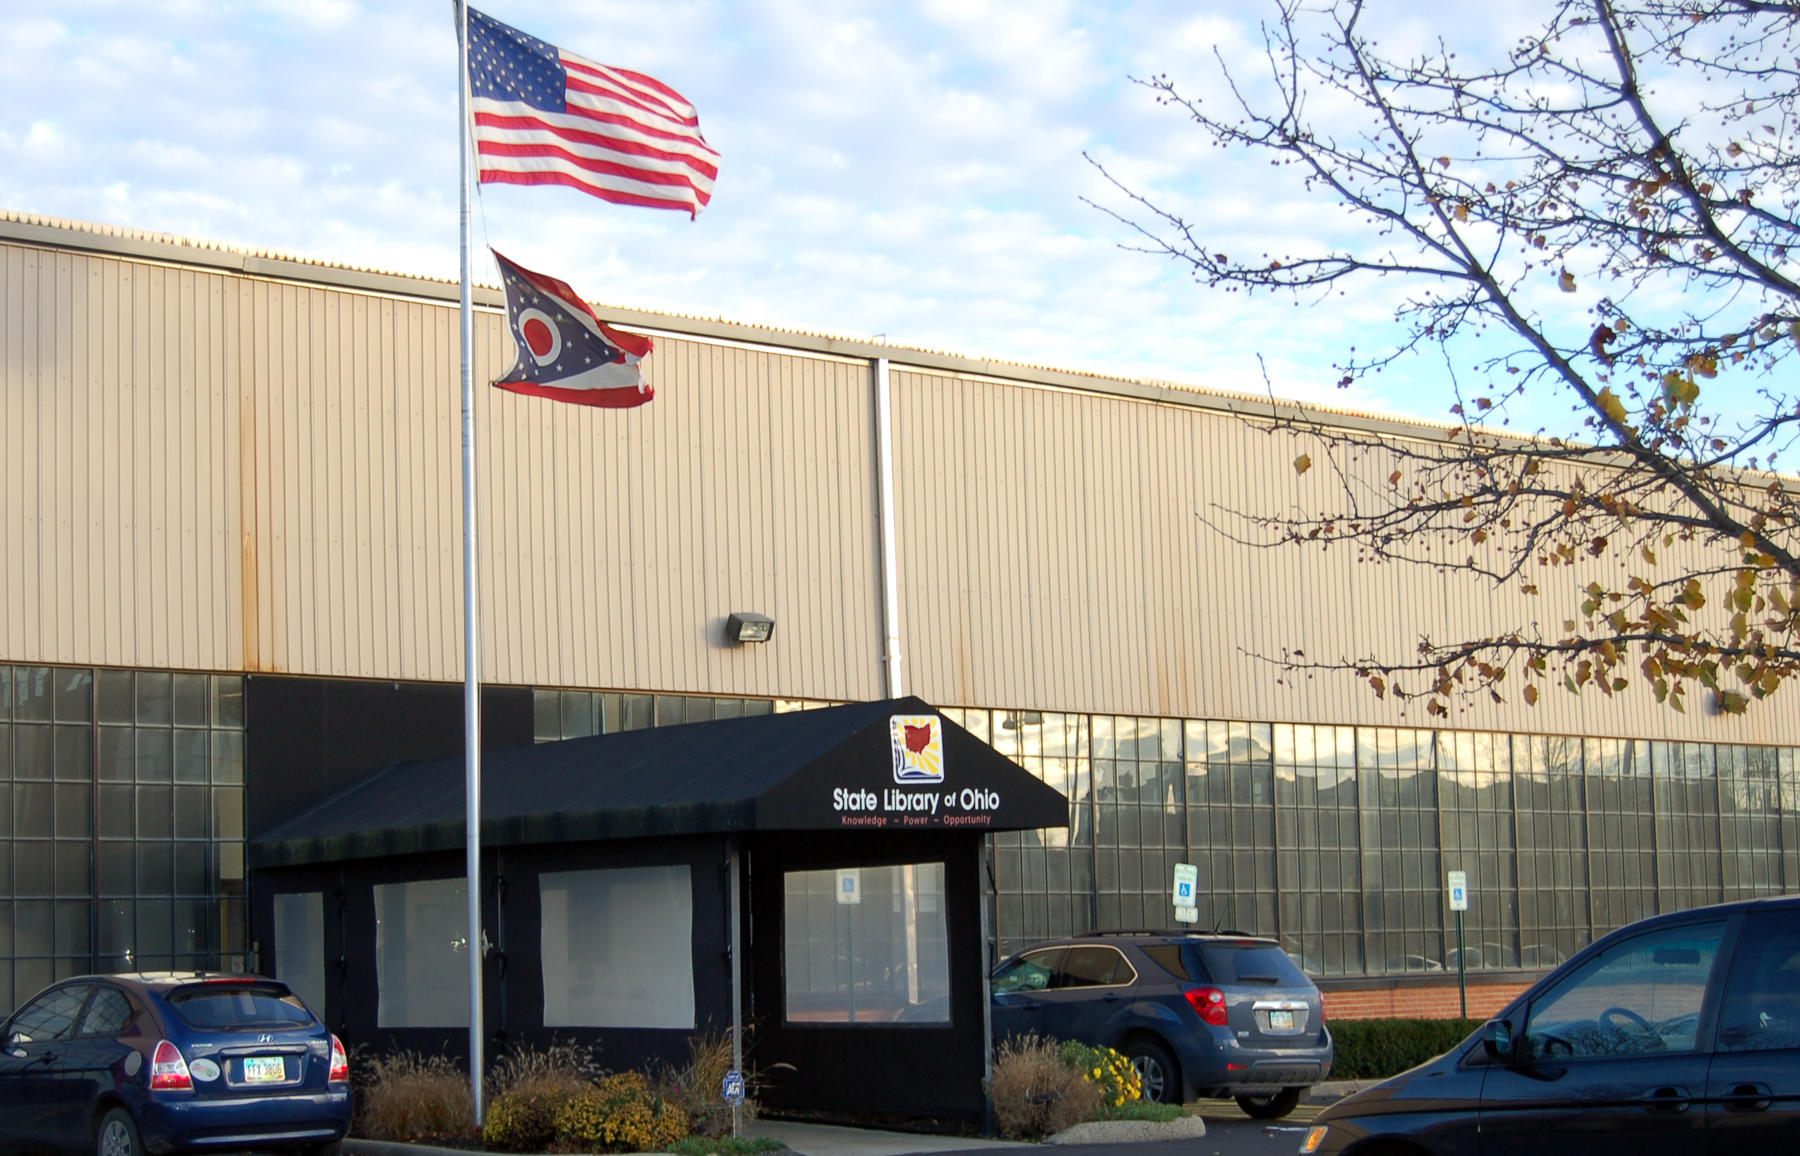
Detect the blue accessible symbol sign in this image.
<box><xmin>722</xmin><ymin>1070</ymin><xmax>745</xmax><ymax>1104</ymax></box>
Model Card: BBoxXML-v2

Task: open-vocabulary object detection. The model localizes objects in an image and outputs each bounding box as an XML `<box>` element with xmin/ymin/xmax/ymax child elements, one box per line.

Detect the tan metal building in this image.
<box><xmin>2</xmin><ymin>210</ymin><xmax>1795</xmax><ymax>1015</ymax></box>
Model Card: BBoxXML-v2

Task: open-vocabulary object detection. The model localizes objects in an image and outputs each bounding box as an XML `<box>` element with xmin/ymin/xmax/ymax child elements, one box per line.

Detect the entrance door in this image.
<box><xmin>1708</xmin><ymin>905</ymin><xmax>1800</xmax><ymax>1146</ymax></box>
<box><xmin>1480</xmin><ymin>919</ymin><xmax>1726</xmax><ymax>1156</ymax></box>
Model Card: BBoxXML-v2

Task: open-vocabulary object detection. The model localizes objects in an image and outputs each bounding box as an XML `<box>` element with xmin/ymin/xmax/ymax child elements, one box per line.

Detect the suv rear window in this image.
<box><xmin>165</xmin><ymin>985</ymin><xmax>315</xmax><ymax>1031</ymax></box>
<box><xmin>1195</xmin><ymin>942</ymin><xmax>1310</xmax><ymax>987</ymax></box>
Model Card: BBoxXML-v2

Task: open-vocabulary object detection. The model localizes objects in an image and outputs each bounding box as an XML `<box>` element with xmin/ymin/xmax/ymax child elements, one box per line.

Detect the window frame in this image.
<box><xmin>1051</xmin><ymin>945</ymin><xmax>1138</xmax><ymax>990</ymax></box>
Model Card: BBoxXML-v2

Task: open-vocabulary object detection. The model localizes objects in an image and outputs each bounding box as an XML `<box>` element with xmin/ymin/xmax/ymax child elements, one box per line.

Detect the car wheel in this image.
<box><xmin>96</xmin><ymin>1108</ymin><xmax>142</xmax><ymax>1156</ymax></box>
<box><xmin>1123</xmin><ymin>1039</ymin><xmax>1181</xmax><ymax>1104</ymax></box>
<box><xmin>1235</xmin><ymin>1086</ymin><xmax>1303</xmax><ymax>1119</ymax></box>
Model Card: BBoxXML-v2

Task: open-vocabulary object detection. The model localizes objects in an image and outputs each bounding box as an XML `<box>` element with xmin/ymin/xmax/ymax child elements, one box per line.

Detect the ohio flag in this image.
<box><xmin>491</xmin><ymin>250</ymin><xmax>654</xmax><ymax>408</ymax></box>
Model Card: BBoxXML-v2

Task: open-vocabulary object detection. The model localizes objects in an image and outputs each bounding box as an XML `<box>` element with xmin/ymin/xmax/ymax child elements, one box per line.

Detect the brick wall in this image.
<box><xmin>1322</xmin><ymin>981</ymin><xmax>1531</xmax><ymax>1021</ymax></box>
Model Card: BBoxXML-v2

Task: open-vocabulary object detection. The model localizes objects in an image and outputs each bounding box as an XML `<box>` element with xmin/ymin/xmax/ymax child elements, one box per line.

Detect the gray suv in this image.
<box><xmin>990</xmin><ymin>930</ymin><xmax>1334</xmax><ymax>1117</ymax></box>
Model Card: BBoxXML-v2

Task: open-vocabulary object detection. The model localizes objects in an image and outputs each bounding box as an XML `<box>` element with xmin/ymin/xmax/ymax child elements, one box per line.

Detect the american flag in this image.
<box><xmin>466</xmin><ymin>8</ymin><xmax>719</xmax><ymax>217</ymax></box>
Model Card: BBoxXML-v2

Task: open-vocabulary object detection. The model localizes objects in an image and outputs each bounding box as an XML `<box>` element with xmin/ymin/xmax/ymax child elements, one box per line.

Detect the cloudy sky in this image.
<box><xmin>3</xmin><ymin>1</ymin><xmax>1601</xmax><ymax>427</ymax></box>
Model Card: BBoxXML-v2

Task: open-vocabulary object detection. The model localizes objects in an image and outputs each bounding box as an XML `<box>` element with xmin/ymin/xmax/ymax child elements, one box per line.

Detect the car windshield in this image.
<box><xmin>165</xmin><ymin>985</ymin><xmax>315</xmax><ymax>1031</ymax></box>
<box><xmin>1195</xmin><ymin>942</ymin><xmax>1310</xmax><ymax>987</ymax></box>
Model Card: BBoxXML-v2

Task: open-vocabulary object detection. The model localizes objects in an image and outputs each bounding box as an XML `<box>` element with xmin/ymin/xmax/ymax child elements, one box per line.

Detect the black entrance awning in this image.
<box><xmin>249</xmin><ymin>696</ymin><xmax>1068</xmax><ymax>867</ymax></box>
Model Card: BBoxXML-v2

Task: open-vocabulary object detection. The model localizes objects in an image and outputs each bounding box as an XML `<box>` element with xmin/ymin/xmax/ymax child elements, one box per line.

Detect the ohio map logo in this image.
<box><xmin>890</xmin><ymin>715</ymin><xmax>944</xmax><ymax>783</ymax></box>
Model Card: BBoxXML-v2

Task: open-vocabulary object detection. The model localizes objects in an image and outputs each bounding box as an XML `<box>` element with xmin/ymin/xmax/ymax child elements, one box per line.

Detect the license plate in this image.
<box><xmin>242</xmin><ymin>1057</ymin><xmax>286</xmax><ymax>1083</ymax></box>
<box><xmin>1268</xmin><ymin>1010</ymin><xmax>1295</xmax><ymax>1031</ymax></box>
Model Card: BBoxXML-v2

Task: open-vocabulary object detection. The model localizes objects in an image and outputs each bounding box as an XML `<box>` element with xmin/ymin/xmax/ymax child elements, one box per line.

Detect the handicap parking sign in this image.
<box><xmin>1171</xmin><ymin>863</ymin><xmax>1198</xmax><ymax>906</ymax></box>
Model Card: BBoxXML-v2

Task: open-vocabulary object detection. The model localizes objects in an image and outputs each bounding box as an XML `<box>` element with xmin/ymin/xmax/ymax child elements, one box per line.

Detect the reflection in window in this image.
<box><xmin>540</xmin><ymin>866</ymin><xmax>695</xmax><ymax>1029</ymax></box>
<box><xmin>1716</xmin><ymin>908</ymin><xmax>1800</xmax><ymax>1053</ymax></box>
<box><xmin>784</xmin><ymin>863</ymin><xmax>949</xmax><ymax>1024</ymax></box>
<box><xmin>273</xmin><ymin>892</ymin><xmax>327</xmax><ymax>1018</ymax></box>
<box><xmin>1525</xmin><ymin>921</ymin><xmax>1724</xmax><ymax>1059</ymax></box>
<box><xmin>374</xmin><ymin>878</ymin><xmax>470</xmax><ymax>1028</ymax></box>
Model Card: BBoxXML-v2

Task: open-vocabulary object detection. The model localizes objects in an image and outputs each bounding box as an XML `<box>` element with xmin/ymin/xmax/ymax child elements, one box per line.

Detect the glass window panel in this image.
<box><xmin>135</xmin><ymin>673</ymin><xmax>171</xmax><ymax>726</ymax></box>
<box><xmin>16</xmin><ymin>842</ymin><xmax>53</xmax><ymax>895</ymax></box>
<box><xmin>137</xmin><ymin>787</ymin><xmax>173</xmax><ymax>840</ymax></box>
<box><xmin>93</xmin><ymin>671</ymin><xmax>133</xmax><ymax>726</ymax></box>
<box><xmin>136</xmin><ymin>898</ymin><xmax>173</xmax><ymax>956</ymax></box>
<box><xmin>212</xmin><ymin>788</ymin><xmax>243</xmax><ymax>840</ymax></box>
<box><xmin>53</xmin><ymin>727</ymin><xmax>90</xmax><ymax>782</ymax></box>
<box><xmin>18</xmin><ymin>782</ymin><xmax>53</xmax><ymax>837</ymax></box>
<box><xmin>174</xmin><ymin>844</ymin><xmax>207</xmax><ymax>895</ymax></box>
<box><xmin>621</xmin><ymin>694</ymin><xmax>652</xmax><ymax>731</ymax></box>
<box><xmin>136</xmin><ymin>845</ymin><xmax>173</xmax><ymax>895</ymax></box>
<box><xmin>0</xmin><ymin>784</ymin><xmax>11</xmax><ymax>840</ymax></box>
<box><xmin>654</xmin><ymin>696</ymin><xmax>685</xmax><ymax>727</ymax></box>
<box><xmin>57</xmin><ymin>842</ymin><xmax>91</xmax><ymax>898</ymax></box>
<box><xmin>274</xmin><ymin>892</ymin><xmax>327</xmax><ymax>1017</ymax></box>
<box><xmin>99</xmin><ymin>729</ymin><xmax>134</xmax><ymax>782</ymax></box>
<box><xmin>743</xmin><ymin>697</ymin><xmax>773</xmax><ymax>717</ymax></box>
<box><xmin>136</xmin><ymin>731</ymin><xmax>171</xmax><ymax>783</ymax></box>
<box><xmin>15</xmin><ymin>725</ymin><xmax>52</xmax><ymax>780</ymax></box>
<box><xmin>211</xmin><ymin>676</ymin><xmax>244</xmax><ymax>729</ymax></box>
<box><xmin>173</xmin><ymin>786</ymin><xmax>208</xmax><ymax>839</ymax></box>
<box><xmin>15</xmin><ymin>899</ymin><xmax>54</xmax><ymax>955</ymax></box>
<box><xmin>533</xmin><ymin>690</ymin><xmax>560</xmax><ymax>742</ymax></box>
<box><xmin>14</xmin><ymin>668</ymin><xmax>52</xmax><ymax>722</ymax></box>
<box><xmin>209</xmin><ymin>732</ymin><xmax>242</xmax><ymax>785</ymax></box>
<box><xmin>173</xmin><ymin>731</ymin><xmax>207</xmax><ymax>783</ymax></box>
<box><xmin>374</xmin><ymin>878</ymin><xmax>471</xmax><ymax>1027</ymax></box>
<box><xmin>561</xmin><ymin>691</ymin><xmax>596</xmax><ymax>739</ymax></box>
<box><xmin>540</xmin><ymin>865</ymin><xmax>695</xmax><ymax>1029</ymax></box>
<box><xmin>171</xmin><ymin>674</ymin><xmax>208</xmax><ymax>727</ymax></box>
<box><xmin>98</xmin><ymin>844</ymin><xmax>133</xmax><ymax>896</ymax></box>
<box><xmin>54</xmin><ymin>784</ymin><xmax>92</xmax><ymax>840</ymax></box>
<box><xmin>0</xmin><ymin>666</ymin><xmax>9</xmax><ymax>721</ymax></box>
<box><xmin>53</xmin><ymin>670</ymin><xmax>92</xmax><ymax>724</ymax></box>
<box><xmin>56</xmin><ymin>900</ymin><xmax>92</xmax><ymax>955</ymax></box>
<box><xmin>783</xmin><ymin>862</ymin><xmax>949</xmax><ymax>1024</ymax></box>
<box><xmin>217</xmin><ymin>842</ymin><xmax>244</xmax><ymax>883</ymax></box>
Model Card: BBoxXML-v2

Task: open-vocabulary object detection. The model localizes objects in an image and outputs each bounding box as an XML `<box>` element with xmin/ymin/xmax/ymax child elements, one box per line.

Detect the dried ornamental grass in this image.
<box><xmin>661</xmin><ymin>1031</ymin><xmax>754</xmax><ymax>1138</ymax></box>
<box><xmin>987</xmin><ymin>1034</ymin><xmax>1102</xmax><ymax>1140</ymax></box>
<box><xmin>354</xmin><ymin>1051</ymin><xmax>475</xmax><ymax>1141</ymax></box>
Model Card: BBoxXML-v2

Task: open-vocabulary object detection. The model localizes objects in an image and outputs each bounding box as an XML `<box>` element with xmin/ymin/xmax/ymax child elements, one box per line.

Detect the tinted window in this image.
<box><xmin>1717</xmin><ymin>908</ymin><xmax>1800</xmax><ymax>1053</ymax></box>
<box><xmin>1056</xmin><ymin>947</ymin><xmax>1133</xmax><ymax>988</ymax></box>
<box><xmin>1197</xmin><ymin>943</ymin><xmax>1308</xmax><ymax>986</ymax></box>
<box><xmin>8</xmin><ymin>984</ymin><xmax>92</xmax><ymax>1043</ymax></box>
<box><xmin>994</xmin><ymin>949</ymin><xmax>1061</xmax><ymax>994</ymax></box>
<box><xmin>1141</xmin><ymin>944</ymin><xmax>1191</xmax><ymax>980</ymax></box>
<box><xmin>166</xmin><ymin>986</ymin><xmax>314</xmax><ymax>1031</ymax></box>
<box><xmin>78</xmin><ymin>987</ymin><xmax>137</xmax><ymax>1038</ymax></box>
<box><xmin>1524</xmin><ymin>921</ymin><xmax>1723</xmax><ymax>1059</ymax></box>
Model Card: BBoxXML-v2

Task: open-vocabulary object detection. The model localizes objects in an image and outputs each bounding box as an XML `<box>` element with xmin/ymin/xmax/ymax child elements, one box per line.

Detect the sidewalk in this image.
<box><xmin>746</xmin><ymin>1119</ymin><xmax>1032</xmax><ymax>1156</ymax></box>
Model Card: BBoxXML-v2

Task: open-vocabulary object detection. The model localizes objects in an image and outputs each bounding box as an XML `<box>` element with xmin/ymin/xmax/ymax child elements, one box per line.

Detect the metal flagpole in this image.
<box><xmin>454</xmin><ymin>0</ymin><xmax>486</xmax><ymax>1125</ymax></box>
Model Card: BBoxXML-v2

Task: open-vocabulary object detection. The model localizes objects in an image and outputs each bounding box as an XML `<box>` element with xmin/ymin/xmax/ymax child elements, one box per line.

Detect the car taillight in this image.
<box><xmin>150</xmin><ymin>1040</ymin><xmax>193</xmax><ymax>1091</ymax></box>
<box><xmin>328</xmin><ymin>1035</ymin><xmax>349</xmax><ymax>1084</ymax></box>
<box><xmin>1184</xmin><ymin>986</ymin><xmax>1229</xmax><ymax>1026</ymax></box>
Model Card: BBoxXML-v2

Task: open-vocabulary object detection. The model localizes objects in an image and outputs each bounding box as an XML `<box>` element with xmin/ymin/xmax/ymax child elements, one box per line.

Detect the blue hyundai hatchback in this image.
<box><xmin>0</xmin><ymin>973</ymin><xmax>351</xmax><ymax>1156</ymax></box>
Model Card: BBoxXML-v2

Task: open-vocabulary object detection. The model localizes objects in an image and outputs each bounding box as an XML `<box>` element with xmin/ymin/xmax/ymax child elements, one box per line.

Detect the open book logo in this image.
<box><xmin>890</xmin><ymin>715</ymin><xmax>944</xmax><ymax>783</ymax></box>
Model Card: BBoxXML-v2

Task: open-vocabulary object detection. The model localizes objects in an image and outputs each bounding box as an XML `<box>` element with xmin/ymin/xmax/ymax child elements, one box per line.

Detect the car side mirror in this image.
<box><xmin>1482</xmin><ymin>1019</ymin><xmax>1515</xmax><ymax>1062</ymax></box>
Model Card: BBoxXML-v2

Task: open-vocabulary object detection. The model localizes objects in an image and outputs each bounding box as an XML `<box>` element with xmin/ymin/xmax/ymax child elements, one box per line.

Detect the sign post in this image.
<box><xmin>1447</xmin><ymin>870</ymin><xmax>1469</xmax><ymax>1019</ymax></box>
<box><xmin>1172</xmin><ymin>863</ymin><xmax>1199</xmax><ymax>925</ymax></box>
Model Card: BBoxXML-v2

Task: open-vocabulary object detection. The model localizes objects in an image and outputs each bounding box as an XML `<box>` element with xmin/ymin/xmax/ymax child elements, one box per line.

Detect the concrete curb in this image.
<box><xmin>1046</xmin><ymin>1116</ymin><xmax>1208</xmax><ymax>1145</ymax></box>
<box><xmin>346</xmin><ymin>1140</ymin><xmax>481</xmax><ymax>1156</ymax></box>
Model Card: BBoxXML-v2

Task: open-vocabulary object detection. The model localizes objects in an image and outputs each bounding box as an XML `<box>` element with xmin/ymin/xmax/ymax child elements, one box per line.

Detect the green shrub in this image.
<box><xmin>483</xmin><ymin>1082</ymin><xmax>584</xmax><ymax>1151</ymax></box>
<box><xmin>1328</xmin><ymin>1018</ymin><xmax>1480</xmax><ymax>1081</ymax></box>
<box><xmin>554</xmin><ymin>1071</ymin><xmax>691</xmax><ymax>1153</ymax></box>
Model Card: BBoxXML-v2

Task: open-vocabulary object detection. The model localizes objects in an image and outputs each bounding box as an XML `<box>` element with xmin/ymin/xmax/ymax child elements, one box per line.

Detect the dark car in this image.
<box><xmin>991</xmin><ymin>930</ymin><xmax>1333</xmax><ymax>1117</ymax></box>
<box><xmin>1298</xmin><ymin>894</ymin><xmax>1800</xmax><ymax>1156</ymax></box>
<box><xmin>0</xmin><ymin>973</ymin><xmax>352</xmax><ymax>1156</ymax></box>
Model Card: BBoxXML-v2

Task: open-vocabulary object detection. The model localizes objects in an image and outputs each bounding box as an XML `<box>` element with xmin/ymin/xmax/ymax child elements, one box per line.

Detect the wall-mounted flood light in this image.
<box><xmin>726</xmin><ymin>612</ymin><xmax>775</xmax><ymax>644</ymax></box>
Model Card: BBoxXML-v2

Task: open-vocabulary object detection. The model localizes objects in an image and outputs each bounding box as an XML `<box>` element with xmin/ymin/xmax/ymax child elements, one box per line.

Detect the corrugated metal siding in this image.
<box><xmin>0</xmin><ymin>240</ymin><xmax>883</xmax><ymax>702</ymax></box>
<box><xmin>889</xmin><ymin>367</ymin><xmax>1800</xmax><ymax>746</ymax></box>
<box><xmin>3</xmin><ymin>232</ymin><xmax>1795</xmax><ymax>744</ymax></box>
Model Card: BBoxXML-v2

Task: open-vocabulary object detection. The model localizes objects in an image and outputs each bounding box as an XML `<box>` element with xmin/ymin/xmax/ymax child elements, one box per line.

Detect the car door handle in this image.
<box><xmin>1102</xmin><ymin>992</ymin><xmax>1124</xmax><ymax>1002</ymax></box>
<box><xmin>1641</xmin><ymin>1085</ymin><xmax>1690</xmax><ymax>1113</ymax></box>
<box><xmin>1720</xmin><ymin>1083</ymin><xmax>1773</xmax><ymax>1112</ymax></box>
<box><xmin>1025</xmin><ymin>1000</ymin><xmax>1043</xmax><ymax>1010</ymax></box>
